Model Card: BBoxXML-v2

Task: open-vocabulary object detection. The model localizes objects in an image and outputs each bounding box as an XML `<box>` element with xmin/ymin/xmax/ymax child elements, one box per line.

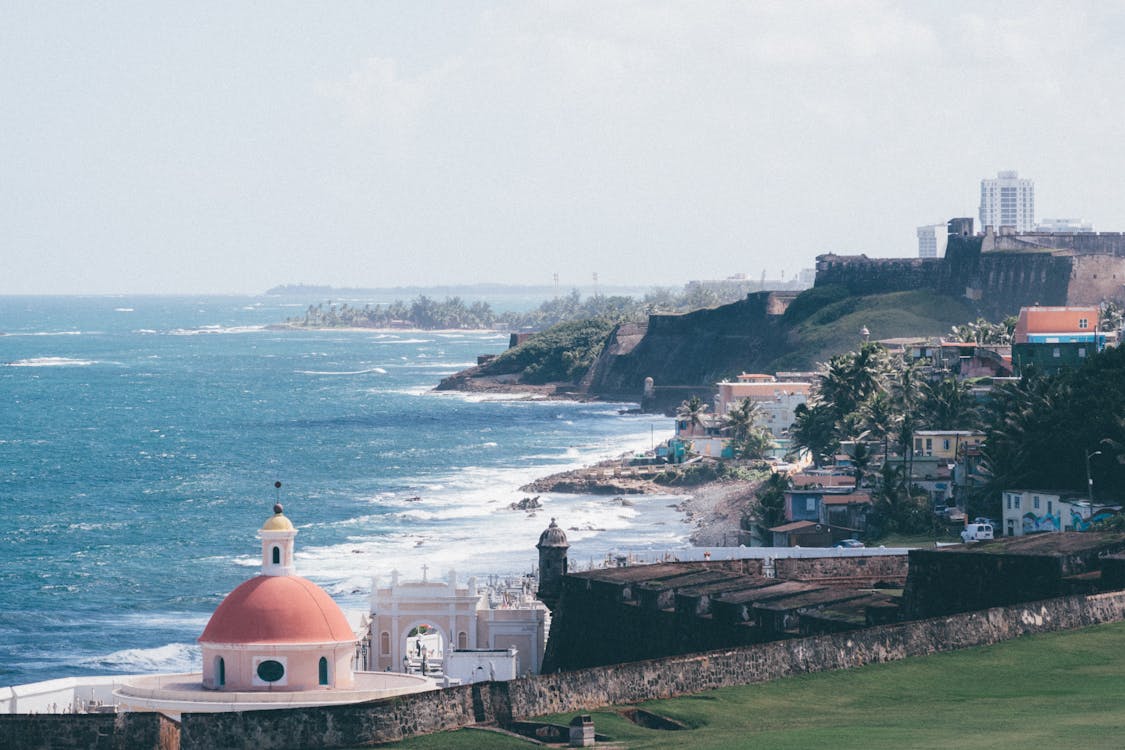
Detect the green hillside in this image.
<box><xmin>770</xmin><ymin>288</ymin><xmax>976</xmax><ymax>370</ymax></box>
<box><xmin>391</xmin><ymin>620</ymin><xmax>1125</xmax><ymax>749</ymax></box>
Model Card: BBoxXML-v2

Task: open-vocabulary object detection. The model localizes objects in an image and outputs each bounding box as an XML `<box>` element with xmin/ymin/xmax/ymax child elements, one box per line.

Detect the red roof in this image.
<box><xmin>768</xmin><ymin>520</ymin><xmax>820</xmax><ymax>533</ymax></box>
<box><xmin>199</xmin><ymin>575</ymin><xmax>355</xmax><ymax>645</ymax></box>
<box><xmin>822</xmin><ymin>492</ymin><xmax>872</xmax><ymax>505</ymax></box>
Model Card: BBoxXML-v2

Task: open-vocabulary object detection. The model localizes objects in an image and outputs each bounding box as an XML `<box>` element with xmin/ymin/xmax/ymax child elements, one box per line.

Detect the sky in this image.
<box><xmin>3</xmin><ymin>1</ymin><xmax>1125</xmax><ymax>295</ymax></box>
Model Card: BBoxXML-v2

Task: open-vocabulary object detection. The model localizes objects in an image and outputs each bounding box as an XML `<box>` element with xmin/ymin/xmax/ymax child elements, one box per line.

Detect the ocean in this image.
<box><xmin>0</xmin><ymin>296</ymin><xmax>680</xmax><ymax>685</ymax></box>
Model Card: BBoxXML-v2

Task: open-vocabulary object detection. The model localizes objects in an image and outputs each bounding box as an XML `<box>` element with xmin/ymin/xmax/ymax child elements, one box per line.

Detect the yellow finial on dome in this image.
<box><xmin>261</xmin><ymin>502</ymin><xmax>295</xmax><ymax>531</ymax></box>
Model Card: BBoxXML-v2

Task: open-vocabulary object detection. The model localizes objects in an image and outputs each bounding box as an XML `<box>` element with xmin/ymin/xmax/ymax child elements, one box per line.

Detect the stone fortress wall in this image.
<box><xmin>815</xmin><ymin>224</ymin><xmax>1125</xmax><ymax>320</ymax></box>
<box><xmin>10</xmin><ymin>588</ymin><xmax>1125</xmax><ymax>750</ymax></box>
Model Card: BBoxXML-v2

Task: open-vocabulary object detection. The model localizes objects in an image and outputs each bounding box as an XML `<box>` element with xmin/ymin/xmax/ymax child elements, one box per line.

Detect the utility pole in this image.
<box><xmin>1086</xmin><ymin>449</ymin><xmax>1102</xmax><ymax>503</ymax></box>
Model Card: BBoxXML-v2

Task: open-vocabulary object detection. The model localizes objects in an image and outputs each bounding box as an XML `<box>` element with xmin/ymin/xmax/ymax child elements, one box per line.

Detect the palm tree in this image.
<box><xmin>817</xmin><ymin>342</ymin><xmax>888</xmax><ymax>420</ymax></box>
<box><xmin>753</xmin><ymin>472</ymin><xmax>790</xmax><ymax>529</ymax></box>
<box><xmin>676</xmin><ymin>395</ymin><xmax>710</xmax><ymax>435</ymax></box>
<box><xmin>861</xmin><ymin>390</ymin><xmax>899</xmax><ymax>462</ymax></box>
<box><xmin>889</xmin><ymin>357</ymin><xmax>923</xmax><ymax>481</ymax></box>
<box><xmin>738</xmin><ymin>427</ymin><xmax>776</xmax><ymax>460</ymax></box>
<box><xmin>921</xmin><ymin>377</ymin><xmax>979</xmax><ymax>430</ymax></box>
<box><xmin>791</xmin><ymin>403</ymin><xmax>838</xmax><ymax>468</ymax></box>
<box><xmin>722</xmin><ymin>398</ymin><xmax>761</xmax><ymax>441</ymax></box>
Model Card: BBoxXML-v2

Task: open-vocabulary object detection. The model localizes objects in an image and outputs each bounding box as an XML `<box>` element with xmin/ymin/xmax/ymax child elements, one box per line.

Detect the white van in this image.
<box><xmin>961</xmin><ymin>523</ymin><xmax>994</xmax><ymax>542</ymax></box>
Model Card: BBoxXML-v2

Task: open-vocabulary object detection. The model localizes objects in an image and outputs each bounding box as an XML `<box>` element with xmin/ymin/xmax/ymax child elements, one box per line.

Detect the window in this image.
<box><xmin>319</xmin><ymin>657</ymin><xmax>329</xmax><ymax>686</ymax></box>
<box><xmin>806</xmin><ymin>497</ymin><xmax>817</xmax><ymax>512</ymax></box>
<box><xmin>217</xmin><ymin>657</ymin><xmax>225</xmax><ymax>687</ymax></box>
<box><xmin>943</xmin><ymin>439</ymin><xmax>951</xmax><ymax>451</ymax></box>
<box><xmin>1006</xmin><ymin>495</ymin><xmax>1012</xmax><ymax>510</ymax></box>
<box><xmin>272</xmin><ymin>546</ymin><xmax>280</xmax><ymax>565</ymax></box>
<box><xmin>1079</xmin><ymin>318</ymin><xmax>1089</xmax><ymax>329</ymax></box>
<box><xmin>914</xmin><ymin>438</ymin><xmax>922</xmax><ymax>452</ymax></box>
<box><xmin>380</xmin><ymin>631</ymin><xmax>390</xmax><ymax>656</ymax></box>
<box><xmin>925</xmin><ymin>438</ymin><xmax>933</xmax><ymax>452</ymax></box>
<box><xmin>458</xmin><ymin>631</ymin><xmax>468</xmax><ymax>649</ymax></box>
<box><xmin>257</xmin><ymin>660</ymin><xmax>285</xmax><ymax>683</ymax></box>
<box><xmin>1014</xmin><ymin>496</ymin><xmax>1021</xmax><ymax>509</ymax></box>
<box><xmin>1034</xmin><ymin>497</ymin><xmax>1040</xmax><ymax>509</ymax></box>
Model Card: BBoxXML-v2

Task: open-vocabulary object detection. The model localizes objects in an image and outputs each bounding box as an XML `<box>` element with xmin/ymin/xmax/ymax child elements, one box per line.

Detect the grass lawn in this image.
<box><xmin>386</xmin><ymin>620</ymin><xmax>1125</xmax><ymax>749</ymax></box>
<box><xmin>875</xmin><ymin>530</ymin><xmax>962</xmax><ymax>548</ymax></box>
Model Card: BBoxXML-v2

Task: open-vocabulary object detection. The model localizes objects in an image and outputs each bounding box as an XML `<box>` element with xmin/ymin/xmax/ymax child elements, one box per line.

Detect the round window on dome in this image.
<box><xmin>256</xmin><ymin>660</ymin><xmax>285</xmax><ymax>683</ymax></box>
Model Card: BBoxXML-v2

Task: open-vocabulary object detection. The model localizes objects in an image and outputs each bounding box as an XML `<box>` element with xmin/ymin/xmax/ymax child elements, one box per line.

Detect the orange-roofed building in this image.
<box><xmin>715</xmin><ymin>373</ymin><xmax>812</xmax><ymax>438</ymax></box>
<box><xmin>1012</xmin><ymin>306</ymin><xmax>1111</xmax><ymax>374</ymax></box>
<box><xmin>1013</xmin><ymin>306</ymin><xmax>1099</xmax><ymax>343</ymax></box>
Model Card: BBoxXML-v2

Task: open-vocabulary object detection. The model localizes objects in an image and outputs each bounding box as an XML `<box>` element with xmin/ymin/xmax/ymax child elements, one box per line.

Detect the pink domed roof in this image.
<box><xmin>199</xmin><ymin>575</ymin><xmax>355</xmax><ymax>645</ymax></box>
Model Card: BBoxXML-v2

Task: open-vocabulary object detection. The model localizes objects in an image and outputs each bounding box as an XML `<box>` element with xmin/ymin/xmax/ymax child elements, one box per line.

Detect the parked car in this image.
<box><xmin>941</xmin><ymin>507</ymin><xmax>966</xmax><ymax>523</ymax></box>
<box><xmin>833</xmin><ymin>538</ymin><xmax>865</xmax><ymax>548</ymax></box>
<box><xmin>961</xmin><ymin>523</ymin><xmax>994</xmax><ymax>543</ymax></box>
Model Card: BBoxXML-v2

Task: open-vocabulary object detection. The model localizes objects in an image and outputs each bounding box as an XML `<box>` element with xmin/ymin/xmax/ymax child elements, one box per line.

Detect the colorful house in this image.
<box><xmin>784</xmin><ymin>487</ymin><xmax>872</xmax><ymax>533</ymax></box>
<box><xmin>912</xmin><ymin>430</ymin><xmax>985</xmax><ymax>460</ymax></box>
<box><xmin>1012</xmin><ymin>306</ymin><xmax>1111</xmax><ymax>374</ymax></box>
<box><xmin>714</xmin><ymin>373</ymin><xmax>811</xmax><ymax>438</ymax></box>
<box><xmin>1000</xmin><ymin>489</ymin><xmax>1120</xmax><ymax>537</ymax></box>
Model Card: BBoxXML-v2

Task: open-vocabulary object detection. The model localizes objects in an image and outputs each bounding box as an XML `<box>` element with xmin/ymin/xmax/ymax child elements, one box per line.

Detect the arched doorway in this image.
<box><xmin>402</xmin><ymin>623</ymin><xmax>446</xmax><ymax>676</ymax></box>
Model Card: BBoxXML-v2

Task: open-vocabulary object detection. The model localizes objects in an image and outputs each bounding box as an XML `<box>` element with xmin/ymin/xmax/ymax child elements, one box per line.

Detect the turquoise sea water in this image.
<box><xmin>0</xmin><ymin>296</ymin><xmax>678</xmax><ymax>684</ymax></box>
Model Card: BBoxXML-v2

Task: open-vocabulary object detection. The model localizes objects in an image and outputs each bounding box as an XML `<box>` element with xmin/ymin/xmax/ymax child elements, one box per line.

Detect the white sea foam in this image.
<box><xmin>296</xmin><ymin>367</ymin><xmax>388</xmax><ymax>376</ymax></box>
<box><xmin>6</xmin><ymin>357</ymin><xmax>96</xmax><ymax>367</ymax></box>
<box><xmin>372</xmin><ymin>338</ymin><xmax>432</xmax><ymax>345</ymax></box>
<box><xmin>114</xmin><ymin>307</ymin><xmax>134</xmax><ymax>312</ymax></box>
<box><xmin>5</xmin><ymin>331</ymin><xmax>86</xmax><ymax>337</ymax></box>
<box><xmin>80</xmin><ymin>643</ymin><xmax>201</xmax><ymax>674</ymax></box>
<box><xmin>168</xmin><ymin>325</ymin><xmax>267</xmax><ymax>336</ymax></box>
<box><xmin>288</xmin><ymin>425</ymin><xmax>684</xmax><ymax>598</ymax></box>
<box><xmin>116</xmin><ymin>612</ymin><xmax>212</xmax><ymax>630</ymax></box>
<box><xmin>384</xmin><ymin>386</ymin><xmax>433</xmax><ymax>397</ymax></box>
<box><xmin>389</xmin><ymin>362</ymin><xmax>476</xmax><ymax>369</ymax></box>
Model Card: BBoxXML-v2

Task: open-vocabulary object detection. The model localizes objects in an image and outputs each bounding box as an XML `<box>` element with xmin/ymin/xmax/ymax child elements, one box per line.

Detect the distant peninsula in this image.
<box><xmin>265</xmin><ymin>282</ymin><xmax>653</xmax><ymax>298</ymax></box>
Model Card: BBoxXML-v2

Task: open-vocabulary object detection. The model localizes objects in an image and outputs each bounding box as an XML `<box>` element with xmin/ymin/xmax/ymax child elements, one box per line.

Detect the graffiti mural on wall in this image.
<box><xmin>1022</xmin><ymin>509</ymin><xmax>1119</xmax><ymax>535</ymax></box>
<box><xmin>1022</xmin><ymin>512</ymin><xmax>1061</xmax><ymax>535</ymax></box>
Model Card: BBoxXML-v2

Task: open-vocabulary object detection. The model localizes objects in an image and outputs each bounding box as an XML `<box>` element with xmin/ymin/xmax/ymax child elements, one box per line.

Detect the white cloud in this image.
<box><xmin>316</xmin><ymin>56</ymin><xmax>446</xmax><ymax>150</ymax></box>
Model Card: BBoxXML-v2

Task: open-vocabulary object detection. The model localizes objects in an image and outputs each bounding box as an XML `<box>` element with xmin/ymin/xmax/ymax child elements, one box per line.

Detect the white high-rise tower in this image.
<box><xmin>979</xmin><ymin>170</ymin><xmax>1035</xmax><ymax>232</ymax></box>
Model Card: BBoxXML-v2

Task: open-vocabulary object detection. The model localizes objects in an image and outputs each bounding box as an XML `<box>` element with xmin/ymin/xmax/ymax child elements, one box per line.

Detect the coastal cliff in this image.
<box><xmin>585</xmin><ymin>293</ymin><xmax>788</xmax><ymax>408</ymax></box>
<box><xmin>437</xmin><ymin>288</ymin><xmax>974</xmax><ymax>408</ymax></box>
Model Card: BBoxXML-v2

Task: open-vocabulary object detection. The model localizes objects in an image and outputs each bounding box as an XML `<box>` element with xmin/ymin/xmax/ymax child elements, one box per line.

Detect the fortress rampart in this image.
<box><xmin>815</xmin><ymin>229</ymin><xmax>1125</xmax><ymax>320</ymax></box>
<box><xmin>10</xmin><ymin>588</ymin><xmax>1125</xmax><ymax>750</ymax></box>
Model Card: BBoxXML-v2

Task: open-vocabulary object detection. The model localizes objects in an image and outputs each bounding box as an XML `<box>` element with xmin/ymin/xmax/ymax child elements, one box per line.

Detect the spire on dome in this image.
<box><xmin>260</xmin><ymin>495</ymin><xmax>298</xmax><ymax>576</ymax></box>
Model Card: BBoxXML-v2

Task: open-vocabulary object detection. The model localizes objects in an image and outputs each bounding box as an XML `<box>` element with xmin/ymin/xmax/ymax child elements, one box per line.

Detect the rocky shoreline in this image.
<box><xmin>525</xmin><ymin>457</ymin><xmax>763</xmax><ymax>547</ymax></box>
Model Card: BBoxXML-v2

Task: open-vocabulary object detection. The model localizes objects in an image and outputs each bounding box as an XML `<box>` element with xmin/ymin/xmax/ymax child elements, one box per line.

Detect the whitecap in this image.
<box><xmin>6</xmin><ymin>357</ymin><xmax>96</xmax><ymax>367</ymax></box>
<box><xmin>5</xmin><ymin>331</ymin><xmax>85</xmax><ymax>337</ymax></box>
<box><xmin>168</xmin><ymin>325</ymin><xmax>266</xmax><ymax>336</ymax></box>
<box><xmin>114</xmin><ymin>307</ymin><xmax>134</xmax><ymax>312</ymax></box>
<box><xmin>80</xmin><ymin>643</ymin><xmax>201</xmax><ymax>674</ymax></box>
<box><xmin>296</xmin><ymin>367</ymin><xmax>388</xmax><ymax>376</ymax></box>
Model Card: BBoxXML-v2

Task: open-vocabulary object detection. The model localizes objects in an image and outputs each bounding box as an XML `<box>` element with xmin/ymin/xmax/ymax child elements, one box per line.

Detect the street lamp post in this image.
<box><xmin>1086</xmin><ymin>449</ymin><xmax>1103</xmax><ymax>503</ymax></box>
